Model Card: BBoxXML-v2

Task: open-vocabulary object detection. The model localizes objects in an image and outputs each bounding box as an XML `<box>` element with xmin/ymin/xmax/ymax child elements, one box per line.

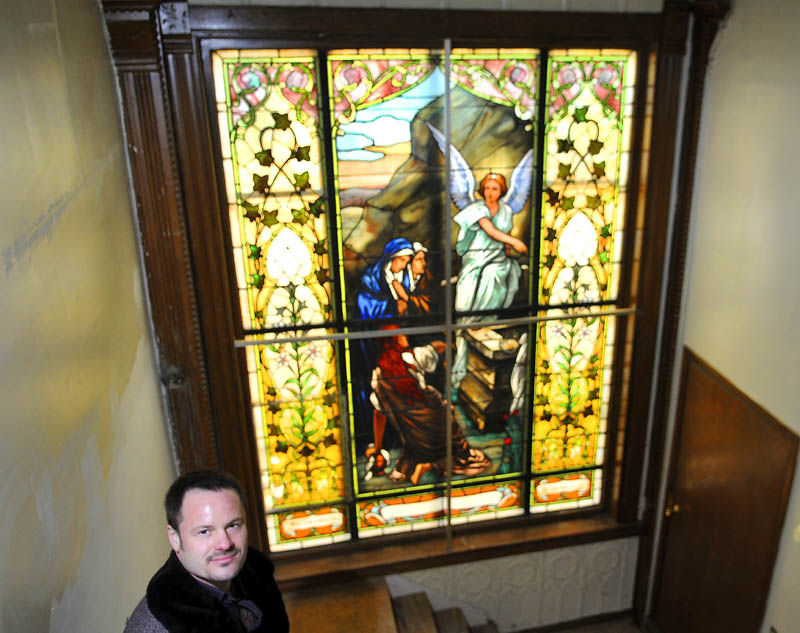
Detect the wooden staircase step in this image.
<box><xmin>392</xmin><ymin>592</ymin><xmax>438</xmax><ymax>633</ymax></box>
<box><xmin>284</xmin><ymin>577</ymin><xmax>397</xmax><ymax>633</ymax></box>
<box><xmin>434</xmin><ymin>607</ymin><xmax>470</xmax><ymax>633</ymax></box>
<box><xmin>469</xmin><ymin>623</ymin><xmax>499</xmax><ymax>633</ymax></box>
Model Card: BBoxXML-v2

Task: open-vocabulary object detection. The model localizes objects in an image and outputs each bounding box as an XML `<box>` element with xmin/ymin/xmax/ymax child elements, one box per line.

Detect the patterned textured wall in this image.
<box><xmin>387</xmin><ymin>536</ymin><xmax>638</xmax><ymax>631</ymax></box>
<box><xmin>191</xmin><ymin>0</ymin><xmax>664</xmax><ymax>14</ymax></box>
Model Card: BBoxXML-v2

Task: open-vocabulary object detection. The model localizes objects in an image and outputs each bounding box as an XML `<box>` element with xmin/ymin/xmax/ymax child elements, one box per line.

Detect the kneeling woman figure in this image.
<box><xmin>368</xmin><ymin>326</ymin><xmax>490</xmax><ymax>485</ymax></box>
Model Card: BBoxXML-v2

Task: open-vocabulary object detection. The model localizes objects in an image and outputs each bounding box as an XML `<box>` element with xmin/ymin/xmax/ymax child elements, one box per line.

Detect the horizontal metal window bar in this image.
<box><xmin>240</xmin><ymin>298</ymin><xmax>622</xmax><ymax>338</ymax></box>
<box><xmin>234</xmin><ymin>306</ymin><xmax>637</xmax><ymax>348</ymax></box>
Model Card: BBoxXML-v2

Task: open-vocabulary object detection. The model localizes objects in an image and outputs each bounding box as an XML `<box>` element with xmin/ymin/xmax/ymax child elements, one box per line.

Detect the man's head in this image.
<box><xmin>164</xmin><ymin>470</ymin><xmax>249</xmax><ymax>591</ymax></box>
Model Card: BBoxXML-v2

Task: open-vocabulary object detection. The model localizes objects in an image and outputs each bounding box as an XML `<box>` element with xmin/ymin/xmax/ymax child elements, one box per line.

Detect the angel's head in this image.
<box><xmin>479</xmin><ymin>173</ymin><xmax>507</xmax><ymax>203</ymax></box>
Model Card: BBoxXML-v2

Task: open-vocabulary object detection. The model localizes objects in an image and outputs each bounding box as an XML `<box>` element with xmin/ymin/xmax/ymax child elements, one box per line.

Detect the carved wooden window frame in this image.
<box><xmin>102</xmin><ymin>0</ymin><xmax>728</xmax><ymax>604</ymax></box>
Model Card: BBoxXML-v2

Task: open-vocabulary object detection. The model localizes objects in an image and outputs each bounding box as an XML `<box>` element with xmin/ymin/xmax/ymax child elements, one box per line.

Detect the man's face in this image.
<box><xmin>167</xmin><ymin>488</ymin><xmax>248</xmax><ymax>591</ymax></box>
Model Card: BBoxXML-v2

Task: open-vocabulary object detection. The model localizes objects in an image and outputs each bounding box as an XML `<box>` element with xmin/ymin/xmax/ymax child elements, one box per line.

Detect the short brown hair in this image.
<box><xmin>479</xmin><ymin>173</ymin><xmax>507</xmax><ymax>197</ymax></box>
<box><xmin>164</xmin><ymin>470</ymin><xmax>247</xmax><ymax>529</ymax></box>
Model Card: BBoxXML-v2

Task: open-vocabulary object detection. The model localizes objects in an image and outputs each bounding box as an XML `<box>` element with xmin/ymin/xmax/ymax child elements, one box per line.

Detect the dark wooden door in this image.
<box><xmin>651</xmin><ymin>350</ymin><xmax>798</xmax><ymax>633</ymax></box>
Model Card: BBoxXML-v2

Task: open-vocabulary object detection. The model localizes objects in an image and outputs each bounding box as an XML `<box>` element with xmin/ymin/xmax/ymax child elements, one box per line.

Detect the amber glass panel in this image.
<box><xmin>268</xmin><ymin>505</ymin><xmax>350</xmax><ymax>552</ymax></box>
<box><xmin>213</xmin><ymin>50</ymin><xmax>347</xmax><ymax>548</ymax></box>
<box><xmin>531</xmin><ymin>49</ymin><xmax>635</xmax><ymax>510</ymax></box>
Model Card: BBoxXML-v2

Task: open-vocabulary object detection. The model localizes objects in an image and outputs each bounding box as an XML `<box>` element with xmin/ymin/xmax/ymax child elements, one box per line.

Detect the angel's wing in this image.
<box><xmin>502</xmin><ymin>149</ymin><xmax>534</xmax><ymax>214</ymax></box>
<box><xmin>424</xmin><ymin>122</ymin><xmax>476</xmax><ymax>211</ymax></box>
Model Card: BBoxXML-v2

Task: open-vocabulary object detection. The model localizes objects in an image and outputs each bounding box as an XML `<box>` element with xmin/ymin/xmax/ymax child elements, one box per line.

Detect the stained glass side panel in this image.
<box><xmin>214</xmin><ymin>50</ymin><xmax>346</xmax><ymax>549</ymax></box>
<box><xmin>530</xmin><ymin>468</ymin><xmax>603</xmax><ymax>512</ymax></box>
<box><xmin>213</xmin><ymin>49</ymin><xmax>332</xmax><ymax>332</ymax></box>
<box><xmin>530</xmin><ymin>49</ymin><xmax>635</xmax><ymax>512</ymax></box>
<box><xmin>532</xmin><ymin>312</ymin><xmax>614</xmax><ymax>473</ymax></box>
<box><xmin>267</xmin><ymin>506</ymin><xmax>350</xmax><ymax>552</ymax></box>
<box><xmin>539</xmin><ymin>49</ymin><xmax>636</xmax><ymax>307</ymax></box>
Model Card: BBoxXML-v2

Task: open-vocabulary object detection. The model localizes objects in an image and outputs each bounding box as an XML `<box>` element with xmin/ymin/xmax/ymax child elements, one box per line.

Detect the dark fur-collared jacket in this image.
<box><xmin>123</xmin><ymin>547</ymin><xmax>289</xmax><ymax>633</ymax></box>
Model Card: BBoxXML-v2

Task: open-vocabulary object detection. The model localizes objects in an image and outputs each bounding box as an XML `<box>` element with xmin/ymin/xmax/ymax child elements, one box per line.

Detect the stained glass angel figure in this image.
<box><xmin>426</xmin><ymin>122</ymin><xmax>534</xmax><ymax>392</ymax></box>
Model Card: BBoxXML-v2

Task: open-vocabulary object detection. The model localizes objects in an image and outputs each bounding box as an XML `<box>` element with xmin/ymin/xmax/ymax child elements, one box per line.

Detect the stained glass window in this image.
<box><xmin>212</xmin><ymin>45</ymin><xmax>640</xmax><ymax>551</ymax></box>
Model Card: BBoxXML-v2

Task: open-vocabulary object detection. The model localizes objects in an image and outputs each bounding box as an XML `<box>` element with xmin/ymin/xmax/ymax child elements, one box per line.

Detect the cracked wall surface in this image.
<box><xmin>0</xmin><ymin>0</ymin><xmax>175</xmax><ymax>631</ymax></box>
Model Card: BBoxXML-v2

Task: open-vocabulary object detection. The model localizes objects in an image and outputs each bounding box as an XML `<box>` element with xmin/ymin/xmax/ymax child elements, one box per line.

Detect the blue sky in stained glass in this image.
<box><xmin>337</xmin><ymin>68</ymin><xmax>446</xmax><ymax>161</ymax></box>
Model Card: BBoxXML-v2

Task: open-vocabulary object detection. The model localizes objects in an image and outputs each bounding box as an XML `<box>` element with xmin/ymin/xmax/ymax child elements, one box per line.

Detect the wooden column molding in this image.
<box><xmin>103</xmin><ymin>1</ymin><xmax>220</xmax><ymax>472</ymax></box>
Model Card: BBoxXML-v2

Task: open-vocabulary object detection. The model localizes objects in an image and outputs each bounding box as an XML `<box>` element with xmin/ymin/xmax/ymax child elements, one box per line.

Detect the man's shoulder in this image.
<box><xmin>123</xmin><ymin>596</ymin><xmax>167</xmax><ymax>633</ymax></box>
<box><xmin>243</xmin><ymin>546</ymin><xmax>275</xmax><ymax>577</ymax></box>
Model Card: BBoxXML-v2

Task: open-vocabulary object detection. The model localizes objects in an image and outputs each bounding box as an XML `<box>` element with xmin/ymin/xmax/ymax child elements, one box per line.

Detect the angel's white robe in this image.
<box><xmin>451</xmin><ymin>199</ymin><xmax>521</xmax><ymax>390</ymax></box>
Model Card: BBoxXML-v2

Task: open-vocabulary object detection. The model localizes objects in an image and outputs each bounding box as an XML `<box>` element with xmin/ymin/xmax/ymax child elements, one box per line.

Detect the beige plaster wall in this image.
<box><xmin>0</xmin><ymin>0</ymin><xmax>175</xmax><ymax>631</ymax></box>
<box><xmin>678</xmin><ymin>1</ymin><xmax>800</xmax><ymax>631</ymax></box>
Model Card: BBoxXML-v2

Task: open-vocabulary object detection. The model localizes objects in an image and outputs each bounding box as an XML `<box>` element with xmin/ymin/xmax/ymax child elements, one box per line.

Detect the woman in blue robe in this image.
<box><xmin>356</xmin><ymin>237</ymin><xmax>414</xmax><ymax>320</ymax></box>
<box><xmin>354</xmin><ymin>237</ymin><xmax>415</xmax><ymax>469</ymax></box>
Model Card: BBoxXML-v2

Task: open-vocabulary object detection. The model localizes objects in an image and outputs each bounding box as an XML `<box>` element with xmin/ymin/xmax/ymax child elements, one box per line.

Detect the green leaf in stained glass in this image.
<box><xmin>558</xmin><ymin>163</ymin><xmax>571</xmax><ymax>180</ymax></box>
<box><xmin>599</xmin><ymin>251</ymin><xmax>609</xmax><ymax>264</ymax></box>
<box><xmin>251</xmin><ymin>273</ymin><xmax>265</xmax><ymax>289</ymax></box>
<box><xmin>557</xmin><ymin>138</ymin><xmax>572</xmax><ymax>153</ymax></box>
<box><xmin>253</xmin><ymin>173</ymin><xmax>270</xmax><ymax>193</ymax></box>
<box><xmin>574</xmin><ymin>106</ymin><xmax>589</xmax><ymax>122</ymax></box>
<box><xmin>544</xmin><ymin>254</ymin><xmax>557</xmax><ymax>268</ymax></box>
<box><xmin>275</xmin><ymin>440</ymin><xmax>288</xmax><ymax>453</ymax></box>
<box><xmin>323</xmin><ymin>433</ymin><xmax>337</xmax><ymax>447</ymax></box>
<box><xmin>314</xmin><ymin>239</ymin><xmax>327</xmax><ymax>255</ymax></box>
<box><xmin>298</xmin><ymin>444</ymin><xmax>315</xmax><ymax>457</ymax></box>
<box><xmin>593</xmin><ymin>161</ymin><xmax>606</xmax><ymax>178</ymax></box>
<box><xmin>586</xmin><ymin>195</ymin><xmax>602</xmax><ymax>210</ymax></box>
<box><xmin>292</xmin><ymin>207</ymin><xmax>309</xmax><ymax>224</ymax></box>
<box><xmin>263</xmin><ymin>210</ymin><xmax>279</xmax><ymax>227</ymax></box>
<box><xmin>272</xmin><ymin>112</ymin><xmax>290</xmax><ymax>130</ymax></box>
<box><xmin>316</xmin><ymin>269</ymin><xmax>330</xmax><ymax>285</ymax></box>
<box><xmin>562</xmin><ymin>196</ymin><xmax>575</xmax><ymax>211</ymax></box>
<box><xmin>600</xmin><ymin>224</ymin><xmax>612</xmax><ymax>238</ymax></box>
<box><xmin>546</xmin><ymin>188</ymin><xmax>560</xmax><ymax>206</ymax></box>
<box><xmin>243</xmin><ymin>200</ymin><xmax>260</xmax><ymax>222</ymax></box>
<box><xmin>255</xmin><ymin>149</ymin><xmax>274</xmax><ymax>166</ymax></box>
<box><xmin>253</xmin><ymin>309</ymin><xmax>263</xmax><ymax>320</ymax></box>
<box><xmin>588</xmin><ymin>140</ymin><xmax>604</xmax><ymax>155</ymax></box>
<box><xmin>294</xmin><ymin>172</ymin><xmax>310</xmax><ymax>191</ymax></box>
<box><xmin>292</xmin><ymin>146</ymin><xmax>312</xmax><ymax>161</ymax></box>
<box><xmin>309</xmin><ymin>197</ymin><xmax>325</xmax><ymax>217</ymax></box>
<box><xmin>545</xmin><ymin>228</ymin><xmax>557</xmax><ymax>241</ymax></box>
<box><xmin>248</xmin><ymin>244</ymin><xmax>262</xmax><ymax>259</ymax></box>
<box><xmin>266</xmin><ymin>385</ymin><xmax>278</xmax><ymax>397</ymax></box>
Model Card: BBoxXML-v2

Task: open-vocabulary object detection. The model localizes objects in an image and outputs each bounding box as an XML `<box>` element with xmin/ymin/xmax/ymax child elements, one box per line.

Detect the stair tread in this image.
<box><xmin>284</xmin><ymin>577</ymin><xmax>397</xmax><ymax>633</ymax></box>
<box><xmin>469</xmin><ymin>623</ymin><xmax>499</xmax><ymax>633</ymax></box>
<box><xmin>434</xmin><ymin>607</ymin><xmax>470</xmax><ymax>633</ymax></box>
<box><xmin>392</xmin><ymin>592</ymin><xmax>438</xmax><ymax>633</ymax></box>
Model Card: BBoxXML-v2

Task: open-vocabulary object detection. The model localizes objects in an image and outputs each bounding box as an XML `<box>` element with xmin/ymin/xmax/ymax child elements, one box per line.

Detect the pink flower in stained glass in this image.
<box><xmin>509</xmin><ymin>65</ymin><xmax>528</xmax><ymax>83</ymax></box>
<box><xmin>592</xmin><ymin>65</ymin><xmax>621</xmax><ymax>114</ymax></box>
<box><xmin>596</xmin><ymin>66</ymin><xmax>617</xmax><ymax>85</ymax></box>
<box><xmin>558</xmin><ymin>66</ymin><xmax>578</xmax><ymax>86</ymax></box>
<box><xmin>343</xmin><ymin>68</ymin><xmax>362</xmax><ymax>85</ymax></box>
<box><xmin>286</xmin><ymin>70</ymin><xmax>308</xmax><ymax>90</ymax></box>
<box><xmin>276</xmin><ymin>352</ymin><xmax>292</xmax><ymax>367</ymax></box>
